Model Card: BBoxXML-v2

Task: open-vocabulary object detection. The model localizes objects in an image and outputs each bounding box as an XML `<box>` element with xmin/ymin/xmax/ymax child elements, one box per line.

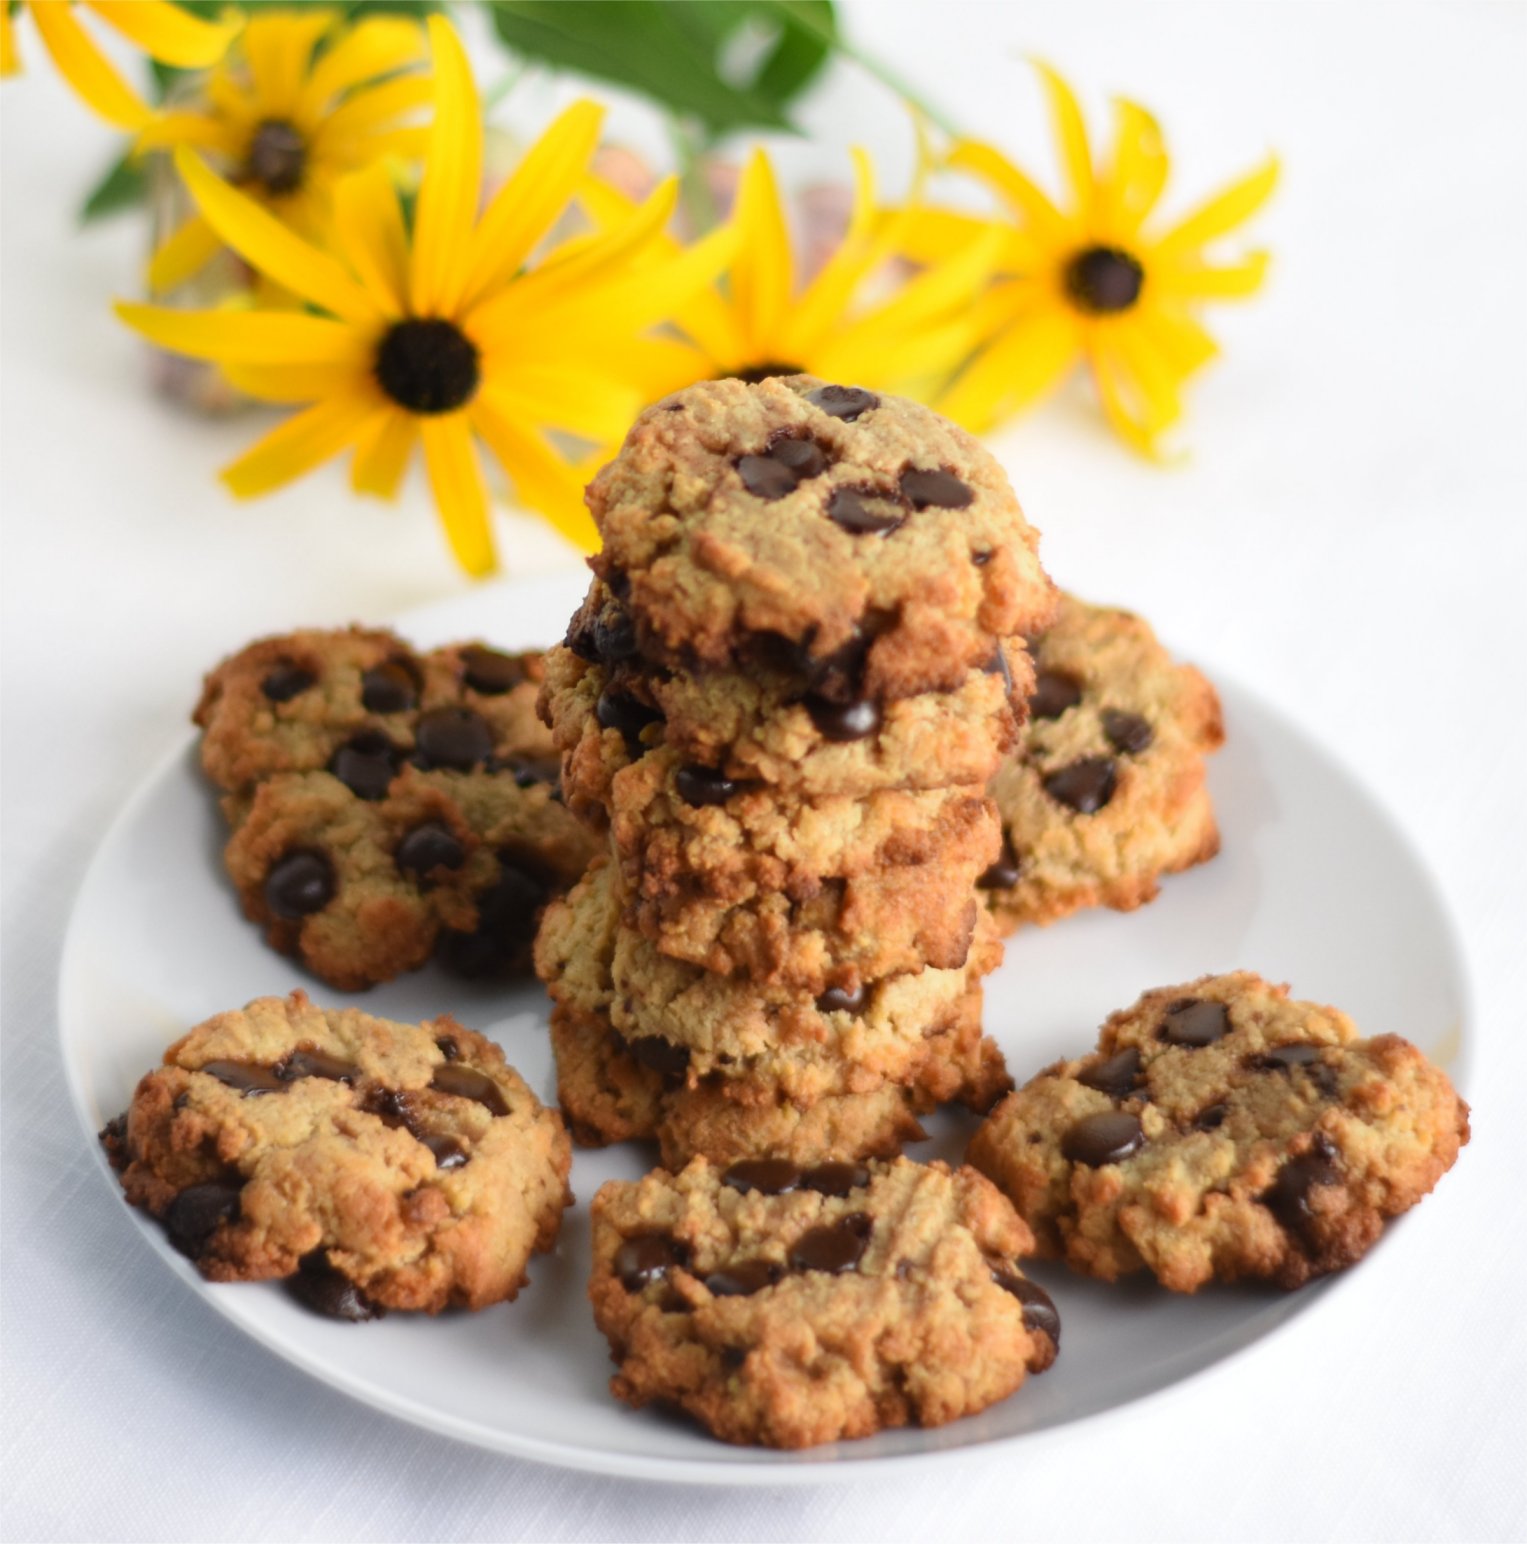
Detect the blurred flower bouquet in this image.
<box><xmin>2</xmin><ymin>1</ymin><xmax>1276</xmax><ymax>573</ymax></box>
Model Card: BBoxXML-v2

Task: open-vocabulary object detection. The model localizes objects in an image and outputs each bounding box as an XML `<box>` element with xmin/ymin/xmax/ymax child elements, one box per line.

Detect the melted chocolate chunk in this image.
<box><xmin>827</xmin><ymin>487</ymin><xmax>904</xmax><ymax>536</ymax></box>
<box><xmin>1101</xmin><ymin>708</ymin><xmax>1154</xmax><ymax>755</ymax></box>
<box><xmin>395</xmin><ymin>821</ymin><xmax>467</xmax><ymax>880</ymax></box>
<box><xmin>808</xmin><ymin>384</ymin><xmax>879</xmax><ymax>421</ymax></box>
<box><xmin>1029</xmin><ymin>669</ymin><xmax>1083</xmax><ymax>721</ymax></box>
<box><xmin>899</xmin><ymin>467</ymin><xmax>972</xmax><ymax>510</ymax></box>
<box><xmin>978</xmin><ymin>837</ymin><xmax>1021</xmax><ymax>891</ymax></box>
<box><xmin>329</xmin><ymin>730</ymin><xmax>401</xmax><ymax>801</ymax></box>
<box><xmin>770</xmin><ymin>436</ymin><xmax>828</xmax><ymax>478</ymax></box>
<box><xmin>201</xmin><ymin>1059</ymin><xmax>286</xmax><ymax>1096</ymax></box>
<box><xmin>1043</xmin><ymin>756</ymin><xmax>1118</xmax><ymax>814</ymax></box>
<box><xmin>419</xmin><ymin>1132</ymin><xmax>469</xmax><ymax>1170</ymax></box>
<box><xmin>276</xmin><ymin>1048</ymin><xmax>358</xmax><ymax>1084</ymax></box>
<box><xmin>674</xmin><ymin>764</ymin><xmax>754</xmax><ymax>806</ymax></box>
<box><xmin>435</xmin><ymin>1035</ymin><xmax>460</xmax><ymax>1060</ymax></box>
<box><xmin>264</xmin><ymin>849</ymin><xmax>335</xmax><ymax>920</ymax></box>
<box><xmin>286</xmin><ymin>1252</ymin><xmax>384</xmax><ymax>1321</ymax></box>
<box><xmin>805</xmin><ymin>694</ymin><xmax>882</xmax><ymax>742</ymax></box>
<box><xmin>1252</xmin><ymin>1044</ymin><xmax>1338</xmax><ymax>1096</ymax></box>
<box><xmin>595</xmin><ymin>688</ymin><xmax>662</xmax><ymax>757</ymax></box>
<box><xmin>431</xmin><ymin>1064</ymin><xmax>510</xmax><ymax>1116</ymax></box>
<box><xmin>435</xmin><ymin>858</ymin><xmax>550</xmax><ymax>978</ymax></box>
<box><xmin>1061</xmin><ymin>1111</ymin><xmax>1145</xmax><ymax>1167</ymax></box>
<box><xmin>1261</xmin><ymin>1135</ymin><xmax>1342</xmax><ymax>1250</ymax></box>
<box><xmin>704</xmin><ymin>1259</ymin><xmax>783</xmax><ymax>1297</ymax></box>
<box><xmin>359</xmin><ymin>1086</ymin><xmax>467</xmax><ymax>1165</ymax></box>
<box><xmin>413</xmin><ymin>707</ymin><xmax>493</xmax><ymax>770</ymax></box>
<box><xmin>1079</xmin><ymin>1047</ymin><xmax>1143</xmax><ymax>1100</ymax></box>
<box><xmin>736</xmin><ymin>435</ymin><xmax>830</xmax><ymax>498</ymax></box>
<box><xmin>816</xmin><ymin>983</ymin><xmax>868</xmax><ymax>1014</ymax></box>
<box><xmin>460</xmin><ymin>645</ymin><xmax>527</xmax><ymax>695</ymax></box>
<box><xmin>164</xmin><ymin>1183</ymin><xmax>240</xmax><ymax>1258</ymax></box>
<box><xmin>615</xmin><ymin>1233</ymin><xmax>688</xmax><ymax>1291</ymax></box>
<box><xmin>800</xmin><ymin>1162</ymin><xmax>869</xmax><ymax>1197</ymax></box>
<box><xmin>722</xmin><ymin>1159</ymin><xmax>800</xmax><ymax>1195</ymax></box>
<box><xmin>993</xmin><ymin>1270</ymin><xmax>1061</xmax><ymax>1346</ymax></box>
<box><xmin>789</xmin><ymin>1214</ymin><xmax>872</xmax><ymax>1274</ymax></box>
<box><xmin>1161</xmin><ymin>999</ymin><xmax>1231</xmax><ymax>1048</ymax></box>
<box><xmin>262</xmin><ymin>663</ymin><xmax>314</xmax><ymax>703</ymax></box>
<box><xmin>1193</xmin><ymin>1103</ymin><xmax>1228</xmax><ymax>1131</ymax></box>
<box><xmin>360</xmin><ymin>659</ymin><xmax>418</xmax><ymax>713</ymax></box>
<box><xmin>625</xmin><ymin>1036</ymin><xmax>691</xmax><ymax>1079</ymax></box>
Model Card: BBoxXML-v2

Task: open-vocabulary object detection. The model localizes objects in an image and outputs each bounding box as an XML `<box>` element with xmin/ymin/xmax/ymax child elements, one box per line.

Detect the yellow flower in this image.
<box><xmin>114</xmin><ymin>19</ymin><xmax>735</xmax><ymax>574</ymax></box>
<box><xmin>137</xmin><ymin>8</ymin><xmax>433</xmax><ymax>294</ymax></box>
<box><xmin>1</xmin><ymin>1</ymin><xmax>236</xmax><ymax>129</ymax></box>
<box><xmin>581</xmin><ymin>143</ymin><xmax>1004</xmax><ymax>405</ymax></box>
<box><xmin>903</xmin><ymin>62</ymin><xmax>1278</xmax><ymax>453</ymax></box>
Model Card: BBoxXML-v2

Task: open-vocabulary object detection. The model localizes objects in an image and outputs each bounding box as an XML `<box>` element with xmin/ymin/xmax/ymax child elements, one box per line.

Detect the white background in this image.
<box><xmin>3</xmin><ymin>3</ymin><xmax>1525</xmax><ymax>1540</ymax></box>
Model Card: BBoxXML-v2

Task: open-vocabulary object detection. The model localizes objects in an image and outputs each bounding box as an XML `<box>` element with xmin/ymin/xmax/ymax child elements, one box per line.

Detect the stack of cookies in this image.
<box><xmin>535</xmin><ymin>375</ymin><xmax>1056</xmax><ymax>1166</ymax></box>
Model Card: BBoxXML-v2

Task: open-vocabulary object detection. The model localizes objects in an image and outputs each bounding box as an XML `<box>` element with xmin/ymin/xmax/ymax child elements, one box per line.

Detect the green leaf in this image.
<box><xmin>487</xmin><ymin>0</ymin><xmax>837</xmax><ymax>138</ymax></box>
<box><xmin>79</xmin><ymin>150</ymin><xmax>149</xmax><ymax>224</ymax></box>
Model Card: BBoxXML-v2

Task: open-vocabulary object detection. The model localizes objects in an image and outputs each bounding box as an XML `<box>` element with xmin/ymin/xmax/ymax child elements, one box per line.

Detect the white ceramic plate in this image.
<box><xmin>59</xmin><ymin>572</ymin><xmax>1471</xmax><ymax>1484</ymax></box>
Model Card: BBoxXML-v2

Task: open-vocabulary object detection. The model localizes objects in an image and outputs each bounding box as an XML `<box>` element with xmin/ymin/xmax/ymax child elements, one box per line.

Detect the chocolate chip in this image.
<box><xmin>201</xmin><ymin>1059</ymin><xmax>286</xmax><ymax>1096</ymax></box>
<box><xmin>1161</xmin><ymin>999</ymin><xmax>1231</xmax><ymax>1048</ymax></box>
<box><xmin>993</xmin><ymin>1270</ymin><xmax>1061</xmax><ymax>1346</ymax></box>
<box><xmin>262</xmin><ymin>663</ymin><xmax>314</xmax><ymax>702</ymax></box>
<box><xmin>1029</xmin><ymin>669</ymin><xmax>1083</xmax><ymax>721</ymax></box>
<box><xmin>419</xmin><ymin>1132</ymin><xmax>469</xmax><ymax>1170</ymax></box>
<box><xmin>1043</xmin><ymin>756</ymin><xmax>1118</xmax><ymax>813</ymax></box>
<box><xmin>1261</xmin><ymin>1135</ymin><xmax>1342</xmax><ymax>1251</ymax></box>
<box><xmin>800</xmin><ymin>1162</ymin><xmax>869</xmax><ymax>1197</ymax></box>
<box><xmin>808</xmin><ymin>384</ymin><xmax>879</xmax><ymax>421</ymax></box>
<box><xmin>789</xmin><ymin>1214</ymin><xmax>872</xmax><ymax>1274</ymax></box>
<box><xmin>436</xmin><ymin>1035</ymin><xmax>459</xmax><ymax>1060</ymax></box>
<box><xmin>900</xmin><ymin>467</ymin><xmax>972</xmax><ymax>510</ymax></box>
<box><xmin>674</xmin><ymin>764</ymin><xmax>754</xmax><ymax>806</ymax></box>
<box><xmin>164</xmin><ymin>1183</ymin><xmax>240</xmax><ymax>1258</ymax></box>
<box><xmin>721</xmin><ymin>1346</ymin><xmax>747</xmax><ymax>1370</ymax></box>
<box><xmin>1061</xmin><ymin>1111</ymin><xmax>1145</xmax><ymax>1166</ymax></box>
<box><xmin>460</xmin><ymin>645</ymin><xmax>526</xmax><ymax>695</ymax></box>
<box><xmin>395</xmin><ymin>821</ymin><xmax>466</xmax><ymax>880</ymax></box>
<box><xmin>276</xmin><ymin>1049</ymin><xmax>357</xmax><ymax>1083</ymax></box>
<box><xmin>625</xmin><ymin>1036</ymin><xmax>691</xmax><ymax>1079</ymax></box>
<box><xmin>329</xmin><ymin>730</ymin><xmax>401</xmax><ymax>800</ymax></box>
<box><xmin>1102</xmin><ymin>708</ymin><xmax>1153</xmax><ymax>755</ymax></box>
<box><xmin>805</xmin><ymin>694</ymin><xmax>882</xmax><ymax>742</ymax></box>
<box><xmin>978</xmin><ymin>837</ymin><xmax>1021</xmax><ymax>891</ymax></box>
<box><xmin>722</xmin><ymin>1159</ymin><xmax>801</xmax><ymax>1195</ymax></box>
<box><xmin>361</xmin><ymin>1086</ymin><xmax>414</xmax><ymax>1130</ymax></box>
<box><xmin>615</xmin><ymin>1233</ymin><xmax>687</xmax><ymax>1291</ymax></box>
<box><xmin>770</xmin><ymin>436</ymin><xmax>827</xmax><ymax>478</ymax></box>
<box><xmin>431</xmin><ymin>1064</ymin><xmax>509</xmax><ymax>1116</ymax></box>
<box><xmin>595</xmin><ymin>688</ymin><xmax>662</xmax><ymax>757</ymax></box>
<box><xmin>413</xmin><ymin>707</ymin><xmax>493</xmax><ymax>770</ymax></box>
<box><xmin>704</xmin><ymin>1259</ymin><xmax>783</xmax><ymax>1297</ymax></box>
<box><xmin>286</xmin><ymin>1252</ymin><xmax>382</xmax><ymax>1322</ymax></box>
<box><xmin>1253</xmin><ymin>1045</ymin><xmax>1321</xmax><ymax>1073</ymax></box>
<box><xmin>1079</xmin><ymin>1047</ymin><xmax>1143</xmax><ymax>1099</ymax></box>
<box><xmin>972</xmin><ymin>549</ymin><xmax>993</xmax><ymax>566</ymax></box>
<box><xmin>1193</xmin><ymin>1103</ymin><xmax>1228</xmax><ymax>1131</ymax></box>
<box><xmin>816</xmin><ymin>983</ymin><xmax>867</xmax><ymax>1014</ymax></box>
<box><xmin>264</xmin><ymin>849</ymin><xmax>335</xmax><ymax>920</ymax></box>
<box><xmin>99</xmin><ymin>1112</ymin><xmax>129</xmax><ymax>1162</ymax></box>
<box><xmin>435</xmin><ymin>858</ymin><xmax>550</xmax><ymax>978</ymax></box>
<box><xmin>592</xmin><ymin>608</ymin><xmax>638</xmax><ymax>665</ymax></box>
<box><xmin>737</xmin><ymin>453</ymin><xmax>799</xmax><ymax>500</ymax></box>
<box><xmin>827</xmin><ymin>487</ymin><xmax>904</xmax><ymax>536</ymax></box>
<box><xmin>360</xmin><ymin>660</ymin><xmax>418</xmax><ymax>713</ymax></box>
<box><xmin>566</xmin><ymin>620</ymin><xmax>600</xmax><ymax>662</ymax></box>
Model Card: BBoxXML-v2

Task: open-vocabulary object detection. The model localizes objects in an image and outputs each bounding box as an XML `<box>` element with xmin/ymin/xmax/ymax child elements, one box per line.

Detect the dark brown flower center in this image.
<box><xmin>1064</xmin><ymin>246</ymin><xmax>1144</xmax><ymax>314</ymax></box>
<box><xmin>375</xmin><ymin>320</ymin><xmax>480</xmax><ymax>414</ymax></box>
<box><xmin>246</xmin><ymin>119</ymin><xmax>306</xmax><ymax>197</ymax></box>
<box><xmin>731</xmin><ymin>362</ymin><xmax>806</xmax><ymax>384</ymax></box>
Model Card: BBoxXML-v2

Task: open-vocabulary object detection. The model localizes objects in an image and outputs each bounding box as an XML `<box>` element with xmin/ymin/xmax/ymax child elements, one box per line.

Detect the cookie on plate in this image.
<box><xmin>587</xmin><ymin>375</ymin><xmax>1055</xmax><ymax>699</ymax></box>
<box><xmin>967</xmin><ymin>972</ymin><xmax>1469</xmax><ymax>1291</ymax></box>
<box><xmin>589</xmin><ymin>1155</ymin><xmax>1058</xmax><ymax>1447</ymax></box>
<box><xmin>982</xmin><ymin>594</ymin><xmax>1223</xmax><ymax>930</ymax></box>
<box><xmin>101</xmin><ymin>993</ymin><xmax>572</xmax><ymax>1316</ymax></box>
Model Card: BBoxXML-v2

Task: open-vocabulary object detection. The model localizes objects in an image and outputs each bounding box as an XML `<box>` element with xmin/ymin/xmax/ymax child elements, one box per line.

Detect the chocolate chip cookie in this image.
<box><xmin>100</xmin><ymin>992</ymin><xmax>572</xmax><ymax>1316</ymax></box>
<box><xmin>586</xmin><ymin>375</ymin><xmax>1055</xmax><ymax>700</ymax></box>
<box><xmin>589</xmin><ymin>1155</ymin><xmax>1058</xmax><ymax>1447</ymax></box>
<box><xmin>967</xmin><ymin>973</ymin><xmax>1469</xmax><ymax>1291</ymax></box>
<box><xmin>982</xmin><ymin>594</ymin><xmax>1223</xmax><ymax>930</ymax></box>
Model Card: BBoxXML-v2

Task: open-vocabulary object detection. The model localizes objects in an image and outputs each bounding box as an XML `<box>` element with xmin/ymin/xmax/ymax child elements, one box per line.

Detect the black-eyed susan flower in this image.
<box><xmin>581</xmin><ymin>143</ymin><xmax>1004</xmax><ymax>406</ymax></box>
<box><xmin>114</xmin><ymin>18</ymin><xmax>736</xmax><ymax>573</ymax></box>
<box><xmin>137</xmin><ymin>8</ymin><xmax>433</xmax><ymax>294</ymax></box>
<box><xmin>0</xmin><ymin>1</ymin><xmax>236</xmax><ymax>129</ymax></box>
<box><xmin>901</xmin><ymin>62</ymin><xmax>1278</xmax><ymax>453</ymax></box>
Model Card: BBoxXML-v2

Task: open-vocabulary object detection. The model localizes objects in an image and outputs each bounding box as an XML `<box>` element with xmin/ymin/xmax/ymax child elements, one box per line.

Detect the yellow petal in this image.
<box><xmin>173</xmin><ymin>147</ymin><xmax>382</xmax><ymax>325</ymax></box>
<box><xmin>479</xmin><ymin>362</ymin><xmax>640</xmax><ymax>444</ymax></box>
<box><xmin>1032</xmin><ymin>59</ymin><xmax>1095</xmax><ymax>213</ymax></box>
<box><xmin>134</xmin><ymin>108</ymin><xmax>238</xmax><ymax>155</ymax></box>
<box><xmin>1154</xmin><ymin>156</ymin><xmax>1280</xmax><ymax>258</ymax></box>
<box><xmin>1138</xmin><ymin>305</ymin><xmax>1219</xmax><ymax>376</ymax></box>
<box><xmin>420</xmin><ymin>415</ymin><xmax>495</xmax><ymax>575</ymax></box>
<box><xmin>815</xmin><ymin>313</ymin><xmax>974</xmax><ymax>396</ymax></box>
<box><xmin>947</xmin><ymin>138</ymin><xmax>1069</xmax><ymax>245</ymax></box>
<box><xmin>300</xmin><ymin>15</ymin><xmax>424</xmax><ymax>114</ymax></box>
<box><xmin>472</xmin><ymin>387</ymin><xmax>599</xmax><ymax>551</ymax></box>
<box><xmin>350</xmin><ymin>411</ymin><xmax>418</xmax><ymax>498</ymax></box>
<box><xmin>114</xmin><ymin>301</ymin><xmax>369</xmax><ymax>365</ymax></box>
<box><xmin>1101</xmin><ymin>319</ymin><xmax>1186</xmax><ymax>429</ymax></box>
<box><xmin>729</xmin><ymin>149</ymin><xmax>794</xmax><ymax>356</ymax></box>
<box><xmin>221</xmin><ymin>389</ymin><xmax>384</xmax><ymax>498</ymax></box>
<box><xmin>316</xmin><ymin>72</ymin><xmax>433</xmax><ymax>146</ymax></box>
<box><xmin>1098</xmin><ymin>98</ymin><xmax>1168</xmax><ymax>239</ymax></box>
<box><xmin>1152</xmin><ymin>250</ymin><xmax>1270</xmax><ymax>301</ymax></box>
<box><xmin>331</xmin><ymin>163</ymin><xmax>409</xmax><ymax>317</ymax></box>
<box><xmin>218</xmin><ymin>360</ymin><xmax>362</xmax><ymax>403</ymax></box>
<box><xmin>848</xmin><ymin>222</ymin><xmax>1004</xmax><ymax>343</ymax></box>
<box><xmin>84</xmin><ymin>0</ymin><xmax>237</xmax><ymax>69</ymax></box>
<box><xmin>458</xmin><ymin>99</ymin><xmax>605</xmax><ymax>314</ymax></box>
<box><xmin>241</xmin><ymin>8</ymin><xmax>334</xmax><ymax>120</ymax></box>
<box><xmin>145</xmin><ymin>212</ymin><xmax>223</xmax><ymax>294</ymax></box>
<box><xmin>939</xmin><ymin>303</ymin><xmax>1079</xmax><ymax>433</ymax></box>
<box><xmin>893</xmin><ymin>206</ymin><xmax>1006</xmax><ymax>268</ymax></box>
<box><xmin>410</xmin><ymin>17</ymin><xmax>480</xmax><ymax>317</ymax></box>
<box><xmin>603</xmin><ymin>336</ymin><xmax>714</xmax><ymax>401</ymax></box>
<box><xmin>1</xmin><ymin>5</ymin><xmax>20</xmax><ymax>76</ymax></box>
<box><xmin>29</xmin><ymin>0</ymin><xmax>151</xmax><ymax>130</ymax></box>
<box><xmin>779</xmin><ymin>148</ymin><xmax>882</xmax><ymax>360</ymax></box>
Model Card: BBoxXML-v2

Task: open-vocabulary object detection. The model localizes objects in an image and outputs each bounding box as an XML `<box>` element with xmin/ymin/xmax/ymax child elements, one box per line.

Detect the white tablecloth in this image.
<box><xmin>4</xmin><ymin>5</ymin><xmax>1524</xmax><ymax>1540</ymax></box>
